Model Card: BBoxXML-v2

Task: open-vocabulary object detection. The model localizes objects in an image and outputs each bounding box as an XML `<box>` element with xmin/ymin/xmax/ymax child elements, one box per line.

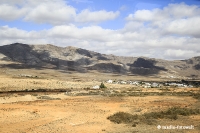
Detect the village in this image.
<box><xmin>92</xmin><ymin>79</ymin><xmax>196</xmax><ymax>89</ymax></box>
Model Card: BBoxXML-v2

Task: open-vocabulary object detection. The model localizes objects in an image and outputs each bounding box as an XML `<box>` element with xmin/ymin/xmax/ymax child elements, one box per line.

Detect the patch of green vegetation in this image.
<box><xmin>107</xmin><ymin>112</ymin><xmax>138</xmax><ymax>124</ymax></box>
<box><xmin>107</xmin><ymin>107</ymin><xmax>200</xmax><ymax>126</ymax></box>
<box><xmin>100</xmin><ymin>82</ymin><xmax>107</xmax><ymax>89</ymax></box>
<box><xmin>106</xmin><ymin>91</ymin><xmax>200</xmax><ymax>98</ymax></box>
<box><xmin>31</xmin><ymin>94</ymin><xmax>38</xmax><ymax>96</ymax></box>
<box><xmin>108</xmin><ymin>93</ymin><xmax>126</xmax><ymax>97</ymax></box>
<box><xmin>37</xmin><ymin>96</ymin><xmax>61</xmax><ymax>100</ymax></box>
<box><xmin>88</xmin><ymin>91</ymin><xmax>101</xmax><ymax>95</ymax></box>
<box><xmin>83</xmin><ymin>87</ymin><xmax>90</xmax><ymax>91</ymax></box>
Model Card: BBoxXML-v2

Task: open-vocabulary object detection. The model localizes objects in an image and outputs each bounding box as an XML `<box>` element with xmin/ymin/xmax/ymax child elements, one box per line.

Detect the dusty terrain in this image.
<box><xmin>0</xmin><ymin>89</ymin><xmax>200</xmax><ymax>133</ymax></box>
<box><xmin>0</xmin><ymin>64</ymin><xmax>171</xmax><ymax>92</ymax></box>
<box><xmin>0</xmin><ymin>59</ymin><xmax>200</xmax><ymax>133</ymax></box>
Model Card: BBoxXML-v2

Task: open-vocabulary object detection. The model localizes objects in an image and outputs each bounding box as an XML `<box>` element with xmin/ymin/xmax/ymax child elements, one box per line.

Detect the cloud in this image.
<box><xmin>24</xmin><ymin>1</ymin><xmax>76</xmax><ymax>25</ymax></box>
<box><xmin>47</xmin><ymin>25</ymin><xmax>117</xmax><ymax>42</ymax></box>
<box><xmin>126</xmin><ymin>9</ymin><xmax>154</xmax><ymax>21</ymax></box>
<box><xmin>0</xmin><ymin>25</ymin><xmax>48</xmax><ymax>45</ymax></box>
<box><xmin>76</xmin><ymin>9</ymin><xmax>120</xmax><ymax>23</ymax></box>
<box><xmin>1</xmin><ymin>23</ymin><xmax>199</xmax><ymax>60</ymax></box>
<box><xmin>72</xmin><ymin>0</ymin><xmax>93</xmax><ymax>3</ymax></box>
<box><xmin>0</xmin><ymin>4</ymin><xmax>27</xmax><ymax>21</ymax></box>
<box><xmin>123</xmin><ymin>3</ymin><xmax>200</xmax><ymax>59</ymax></box>
<box><xmin>0</xmin><ymin>0</ymin><xmax>119</xmax><ymax>25</ymax></box>
<box><xmin>0</xmin><ymin>25</ymin><xmax>30</xmax><ymax>39</ymax></box>
<box><xmin>0</xmin><ymin>0</ymin><xmax>25</xmax><ymax>5</ymax></box>
<box><xmin>126</xmin><ymin>3</ymin><xmax>200</xmax><ymax>21</ymax></box>
<box><xmin>164</xmin><ymin>49</ymin><xmax>197</xmax><ymax>59</ymax></box>
<box><xmin>164</xmin><ymin>17</ymin><xmax>200</xmax><ymax>38</ymax></box>
<box><xmin>0</xmin><ymin>2</ymin><xmax>200</xmax><ymax>60</ymax></box>
<box><xmin>126</xmin><ymin>3</ymin><xmax>200</xmax><ymax>38</ymax></box>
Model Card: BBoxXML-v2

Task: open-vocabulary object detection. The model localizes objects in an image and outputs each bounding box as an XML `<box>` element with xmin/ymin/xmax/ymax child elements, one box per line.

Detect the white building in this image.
<box><xmin>92</xmin><ymin>85</ymin><xmax>100</xmax><ymax>89</ymax></box>
<box><xmin>131</xmin><ymin>81</ymin><xmax>139</xmax><ymax>86</ymax></box>
<box><xmin>107</xmin><ymin>80</ymin><xmax>113</xmax><ymax>83</ymax></box>
<box><xmin>152</xmin><ymin>83</ymin><xmax>159</xmax><ymax>87</ymax></box>
<box><xmin>121</xmin><ymin>81</ymin><xmax>127</xmax><ymax>84</ymax></box>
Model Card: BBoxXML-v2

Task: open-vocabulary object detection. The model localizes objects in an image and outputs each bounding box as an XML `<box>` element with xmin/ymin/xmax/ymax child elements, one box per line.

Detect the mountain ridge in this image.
<box><xmin>0</xmin><ymin>43</ymin><xmax>199</xmax><ymax>79</ymax></box>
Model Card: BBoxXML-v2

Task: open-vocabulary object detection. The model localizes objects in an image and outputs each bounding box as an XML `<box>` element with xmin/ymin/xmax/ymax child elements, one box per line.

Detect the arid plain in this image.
<box><xmin>0</xmin><ymin>60</ymin><xmax>200</xmax><ymax>133</ymax></box>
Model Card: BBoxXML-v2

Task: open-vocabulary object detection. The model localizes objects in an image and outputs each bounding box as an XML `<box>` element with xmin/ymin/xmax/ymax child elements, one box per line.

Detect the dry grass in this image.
<box><xmin>107</xmin><ymin>107</ymin><xmax>200</xmax><ymax>126</ymax></box>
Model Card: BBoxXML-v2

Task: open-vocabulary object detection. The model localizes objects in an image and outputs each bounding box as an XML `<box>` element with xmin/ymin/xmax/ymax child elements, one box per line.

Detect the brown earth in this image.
<box><xmin>0</xmin><ymin>60</ymin><xmax>200</xmax><ymax>133</ymax></box>
<box><xmin>0</xmin><ymin>93</ymin><xmax>200</xmax><ymax>133</ymax></box>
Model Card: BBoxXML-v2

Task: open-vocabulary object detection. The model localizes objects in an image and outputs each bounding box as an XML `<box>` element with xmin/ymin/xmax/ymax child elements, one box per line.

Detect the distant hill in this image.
<box><xmin>0</xmin><ymin>43</ymin><xmax>199</xmax><ymax>79</ymax></box>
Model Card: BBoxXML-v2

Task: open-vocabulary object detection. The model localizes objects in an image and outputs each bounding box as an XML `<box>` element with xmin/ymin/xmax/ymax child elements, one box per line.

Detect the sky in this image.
<box><xmin>0</xmin><ymin>0</ymin><xmax>200</xmax><ymax>60</ymax></box>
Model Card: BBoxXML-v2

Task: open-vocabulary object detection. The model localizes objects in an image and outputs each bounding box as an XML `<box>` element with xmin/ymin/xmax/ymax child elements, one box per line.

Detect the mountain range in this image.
<box><xmin>0</xmin><ymin>43</ymin><xmax>199</xmax><ymax>79</ymax></box>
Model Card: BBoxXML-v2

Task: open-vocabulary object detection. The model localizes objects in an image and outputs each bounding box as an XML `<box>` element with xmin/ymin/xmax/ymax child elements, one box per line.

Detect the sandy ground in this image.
<box><xmin>0</xmin><ymin>66</ymin><xmax>179</xmax><ymax>92</ymax></box>
<box><xmin>0</xmin><ymin>65</ymin><xmax>199</xmax><ymax>132</ymax></box>
<box><xmin>0</xmin><ymin>75</ymin><xmax>138</xmax><ymax>92</ymax></box>
<box><xmin>0</xmin><ymin>94</ymin><xmax>200</xmax><ymax>133</ymax></box>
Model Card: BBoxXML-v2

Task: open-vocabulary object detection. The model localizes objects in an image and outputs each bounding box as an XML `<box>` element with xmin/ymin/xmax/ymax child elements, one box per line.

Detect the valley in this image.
<box><xmin>0</xmin><ymin>43</ymin><xmax>200</xmax><ymax>133</ymax></box>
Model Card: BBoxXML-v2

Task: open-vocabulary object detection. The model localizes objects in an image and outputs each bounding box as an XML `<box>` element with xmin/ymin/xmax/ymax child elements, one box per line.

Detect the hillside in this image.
<box><xmin>0</xmin><ymin>43</ymin><xmax>199</xmax><ymax>79</ymax></box>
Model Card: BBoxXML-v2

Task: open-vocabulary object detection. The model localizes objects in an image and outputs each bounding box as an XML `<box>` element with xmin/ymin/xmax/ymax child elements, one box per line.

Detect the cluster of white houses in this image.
<box><xmin>105</xmin><ymin>79</ymin><xmax>194</xmax><ymax>88</ymax></box>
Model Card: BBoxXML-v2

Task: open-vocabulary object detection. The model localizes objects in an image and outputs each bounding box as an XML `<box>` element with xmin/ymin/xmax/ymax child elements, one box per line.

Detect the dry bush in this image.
<box><xmin>107</xmin><ymin>107</ymin><xmax>200</xmax><ymax>126</ymax></box>
<box><xmin>107</xmin><ymin>112</ymin><xmax>138</xmax><ymax>124</ymax></box>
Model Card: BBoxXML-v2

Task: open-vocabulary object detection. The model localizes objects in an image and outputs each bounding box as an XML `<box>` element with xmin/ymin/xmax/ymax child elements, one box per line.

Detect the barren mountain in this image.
<box><xmin>0</xmin><ymin>43</ymin><xmax>199</xmax><ymax>79</ymax></box>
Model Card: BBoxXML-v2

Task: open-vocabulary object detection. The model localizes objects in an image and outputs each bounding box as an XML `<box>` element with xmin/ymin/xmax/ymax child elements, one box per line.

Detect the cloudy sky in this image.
<box><xmin>0</xmin><ymin>0</ymin><xmax>200</xmax><ymax>60</ymax></box>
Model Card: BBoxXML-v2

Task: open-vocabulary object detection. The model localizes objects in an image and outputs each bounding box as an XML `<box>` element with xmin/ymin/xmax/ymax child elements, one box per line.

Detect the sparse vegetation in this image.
<box><xmin>83</xmin><ymin>87</ymin><xmax>90</xmax><ymax>91</ymax></box>
<box><xmin>1</xmin><ymin>43</ymin><xmax>200</xmax><ymax>132</ymax></box>
<box><xmin>107</xmin><ymin>112</ymin><xmax>138</xmax><ymax>124</ymax></box>
<box><xmin>107</xmin><ymin>107</ymin><xmax>200</xmax><ymax>126</ymax></box>
<box><xmin>100</xmin><ymin>82</ymin><xmax>107</xmax><ymax>89</ymax></box>
<box><xmin>37</xmin><ymin>96</ymin><xmax>61</xmax><ymax>100</ymax></box>
<box><xmin>105</xmin><ymin>91</ymin><xmax>200</xmax><ymax>97</ymax></box>
<box><xmin>192</xmin><ymin>93</ymin><xmax>200</xmax><ymax>100</ymax></box>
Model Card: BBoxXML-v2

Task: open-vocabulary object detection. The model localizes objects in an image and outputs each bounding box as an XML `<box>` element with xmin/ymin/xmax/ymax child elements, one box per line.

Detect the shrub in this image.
<box><xmin>107</xmin><ymin>112</ymin><xmax>138</xmax><ymax>124</ymax></box>
<box><xmin>100</xmin><ymin>82</ymin><xmax>107</xmax><ymax>89</ymax></box>
<box><xmin>107</xmin><ymin>107</ymin><xmax>200</xmax><ymax>126</ymax></box>
<box><xmin>83</xmin><ymin>87</ymin><xmax>90</xmax><ymax>91</ymax></box>
<box><xmin>193</xmin><ymin>93</ymin><xmax>200</xmax><ymax>100</ymax></box>
<box><xmin>166</xmin><ymin>107</ymin><xmax>191</xmax><ymax>116</ymax></box>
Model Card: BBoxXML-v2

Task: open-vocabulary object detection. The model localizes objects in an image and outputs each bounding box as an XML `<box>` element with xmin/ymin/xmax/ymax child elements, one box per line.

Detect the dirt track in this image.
<box><xmin>0</xmin><ymin>94</ymin><xmax>200</xmax><ymax>133</ymax></box>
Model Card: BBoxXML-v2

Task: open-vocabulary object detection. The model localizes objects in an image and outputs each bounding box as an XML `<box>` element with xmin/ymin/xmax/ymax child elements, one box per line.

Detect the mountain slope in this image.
<box><xmin>0</xmin><ymin>43</ymin><xmax>199</xmax><ymax>78</ymax></box>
